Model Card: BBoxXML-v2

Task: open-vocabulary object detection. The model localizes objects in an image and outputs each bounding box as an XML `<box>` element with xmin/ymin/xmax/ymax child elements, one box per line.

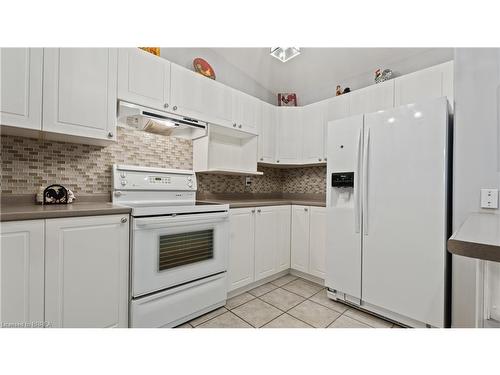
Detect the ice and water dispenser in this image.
<box><xmin>330</xmin><ymin>172</ymin><xmax>355</xmax><ymax>207</ymax></box>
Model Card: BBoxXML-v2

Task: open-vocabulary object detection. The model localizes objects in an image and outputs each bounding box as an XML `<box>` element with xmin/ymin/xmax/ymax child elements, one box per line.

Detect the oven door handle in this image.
<box><xmin>134</xmin><ymin>211</ymin><xmax>229</xmax><ymax>229</ymax></box>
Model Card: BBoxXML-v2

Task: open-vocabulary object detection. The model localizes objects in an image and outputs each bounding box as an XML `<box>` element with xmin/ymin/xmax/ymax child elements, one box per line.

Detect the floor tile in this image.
<box><xmin>188</xmin><ymin>307</ymin><xmax>228</xmax><ymax>327</ymax></box>
<box><xmin>343</xmin><ymin>308</ymin><xmax>393</xmax><ymax>328</ymax></box>
<box><xmin>282</xmin><ymin>278</ymin><xmax>324</xmax><ymax>298</ymax></box>
<box><xmin>270</xmin><ymin>274</ymin><xmax>298</xmax><ymax>287</ymax></box>
<box><xmin>225</xmin><ymin>292</ymin><xmax>255</xmax><ymax>310</ymax></box>
<box><xmin>232</xmin><ymin>298</ymin><xmax>282</xmax><ymax>327</ymax></box>
<box><xmin>248</xmin><ymin>282</ymin><xmax>278</xmax><ymax>297</ymax></box>
<box><xmin>196</xmin><ymin>311</ymin><xmax>251</xmax><ymax>328</ymax></box>
<box><xmin>259</xmin><ymin>288</ymin><xmax>305</xmax><ymax>311</ymax></box>
<box><xmin>288</xmin><ymin>300</ymin><xmax>341</xmax><ymax>328</ymax></box>
<box><xmin>328</xmin><ymin>315</ymin><xmax>370</xmax><ymax>328</ymax></box>
<box><xmin>176</xmin><ymin>322</ymin><xmax>193</xmax><ymax>328</ymax></box>
<box><xmin>263</xmin><ymin>314</ymin><xmax>312</xmax><ymax>328</ymax></box>
<box><xmin>309</xmin><ymin>289</ymin><xmax>349</xmax><ymax>314</ymax></box>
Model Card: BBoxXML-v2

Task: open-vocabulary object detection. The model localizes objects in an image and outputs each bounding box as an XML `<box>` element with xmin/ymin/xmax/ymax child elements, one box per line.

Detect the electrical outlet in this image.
<box><xmin>245</xmin><ymin>176</ymin><xmax>252</xmax><ymax>187</ymax></box>
<box><xmin>480</xmin><ymin>189</ymin><xmax>498</xmax><ymax>209</ymax></box>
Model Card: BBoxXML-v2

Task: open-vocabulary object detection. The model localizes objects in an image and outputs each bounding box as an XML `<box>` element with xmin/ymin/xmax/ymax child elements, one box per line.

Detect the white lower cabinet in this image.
<box><xmin>0</xmin><ymin>220</ymin><xmax>45</xmax><ymax>327</ymax></box>
<box><xmin>291</xmin><ymin>205</ymin><xmax>327</xmax><ymax>279</ymax></box>
<box><xmin>228</xmin><ymin>208</ymin><xmax>255</xmax><ymax>291</ymax></box>
<box><xmin>44</xmin><ymin>215</ymin><xmax>129</xmax><ymax>328</ymax></box>
<box><xmin>228</xmin><ymin>205</ymin><xmax>291</xmax><ymax>292</ymax></box>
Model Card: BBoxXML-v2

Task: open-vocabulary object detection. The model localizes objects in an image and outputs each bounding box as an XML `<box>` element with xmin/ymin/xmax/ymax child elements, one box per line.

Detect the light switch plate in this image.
<box><xmin>480</xmin><ymin>189</ymin><xmax>499</xmax><ymax>209</ymax></box>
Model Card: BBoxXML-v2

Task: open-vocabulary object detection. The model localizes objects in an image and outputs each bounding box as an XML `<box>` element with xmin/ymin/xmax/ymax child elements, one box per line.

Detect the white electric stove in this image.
<box><xmin>112</xmin><ymin>164</ymin><xmax>229</xmax><ymax>328</ymax></box>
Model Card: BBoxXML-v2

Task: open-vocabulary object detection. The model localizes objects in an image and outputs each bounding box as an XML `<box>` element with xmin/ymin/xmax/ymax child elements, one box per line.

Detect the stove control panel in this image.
<box><xmin>112</xmin><ymin>165</ymin><xmax>197</xmax><ymax>191</ymax></box>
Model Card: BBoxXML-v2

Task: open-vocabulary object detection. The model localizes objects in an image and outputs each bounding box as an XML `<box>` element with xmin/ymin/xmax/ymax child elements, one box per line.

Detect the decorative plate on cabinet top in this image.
<box><xmin>193</xmin><ymin>58</ymin><xmax>216</xmax><ymax>80</ymax></box>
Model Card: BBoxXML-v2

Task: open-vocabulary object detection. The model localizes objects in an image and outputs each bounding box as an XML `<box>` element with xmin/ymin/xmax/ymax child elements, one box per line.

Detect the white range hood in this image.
<box><xmin>117</xmin><ymin>101</ymin><xmax>207</xmax><ymax>139</ymax></box>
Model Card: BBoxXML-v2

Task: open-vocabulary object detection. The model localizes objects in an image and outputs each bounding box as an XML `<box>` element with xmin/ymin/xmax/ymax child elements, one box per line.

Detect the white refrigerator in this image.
<box><xmin>326</xmin><ymin>97</ymin><xmax>450</xmax><ymax>328</ymax></box>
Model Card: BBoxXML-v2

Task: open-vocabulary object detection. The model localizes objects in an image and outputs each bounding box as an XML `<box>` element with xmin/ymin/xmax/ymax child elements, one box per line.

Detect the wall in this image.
<box><xmin>1</xmin><ymin>128</ymin><xmax>325</xmax><ymax>196</ymax></box>
<box><xmin>160</xmin><ymin>48</ymin><xmax>276</xmax><ymax>104</ymax></box>
<box><xmin>452</xmin><ymin>48</ymin><xmax>500</xmax><ymax>327</ymax></box>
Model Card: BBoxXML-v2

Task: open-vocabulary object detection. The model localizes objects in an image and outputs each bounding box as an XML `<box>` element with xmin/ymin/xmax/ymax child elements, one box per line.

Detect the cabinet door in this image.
<box><xmin>394</xmin><ymin>61</ymin><xmax>454</xmax><ymax>110</ymax></box>
<box><xmin>258</xmin><ymin>101</ymin><xmax>277</xmax><ymax>163</ymax></box>
<box><xmin>170</xmin><ymin>63</ymin><xmax>232</xmax><ymax>127</ymax></box>
<box><xmin>0</xmin><ymin>220</ymin><xmax>44</xmax><ymax>327</ymax></box>
<box><xmin>43</xmin><ymin>48</ymin><xmax>118</xmax><ymax>142</ymax></box>
<box><xmin>276</xmin><ymin>107</ymin><xmax>303</xmax><ymax>164</ymax></box>
<box><xmin>117</xmin><ymin>48</ymin><xmax>171</xmax><ymax>111</ymax></box>
<box><xmin>232</xmin><ymin>90</ymin><xmax>260</xmax><ymax>132</ymax></box>
<box><xmin>254</xmin><ymin>207</ymin><xmax>278</xmax><ymax>281</ymax></box>
<box><xmin>291</xmin><ymin>205</ymin><xmax>310</xmax><ymax>273</ymax></box>
<box><xmin>0</xmin><ymin>48</ymin><xmax>43</xmax><ymax>130</ymax></box>
<box><xmin>349</xmin><ymin>79</ymin><xmax>394</xmax><ymax>116</ymax></box>
<box><xmin>325</xmin><ymin>95</ymin><xmax>350</xmax><ymax>162</ymax></box>
<box><xmin>228</xmin><ymin>208</ymin><xmax>255</xmax><ymax>291</ymax></box>
<box><xmin>309</xmin><ymin>207</ymin><xmax>327</xmax><ymax>279</ymax></box>
<box><xmin>302</xmin><ymin>101</ymin><xmax>327</xmax><ymax>163</ymax></box>
<box><xmin>45</xmin><ymin>215</ymin><xmax>129</xmax><ymax>328</ymax></box>
<box><xmin>275</xmin><ymin>205</ymin><xmax>291</xmax><ymax>272</ymax></box>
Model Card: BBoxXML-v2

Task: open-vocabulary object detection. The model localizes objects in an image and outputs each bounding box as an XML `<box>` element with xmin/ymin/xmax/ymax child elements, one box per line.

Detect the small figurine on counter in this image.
<box><xmin>374</xmin><ymin>69</ymin><xmax>382</xmax><ymax>83</ymax></box>
<box><xmin>336</xmin><ymin>85</ymin><xmax>342</xmax><ymax>96</ymax></box>
<box><xmin>375</xmin><ymin>68</ymin><xmax>394</xmax><ymax>84</ymax></box>
<box><xmin>342</xmin><ymin>87</ymin><xmax>351</xmax><ymax>94</ymax></box>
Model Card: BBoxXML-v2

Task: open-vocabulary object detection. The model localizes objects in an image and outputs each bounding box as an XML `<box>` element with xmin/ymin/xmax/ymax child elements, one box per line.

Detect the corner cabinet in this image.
<box><xmin>0</xmin><ymin>220</ymin><xmax>45</xmax><ymax>327</ymax></box>
<box><xmin>117</xmin><ymin>48</ymin><xmax>171</xmax><ymax>111</ymax></box>
<box><xmin>276</xmin><ymin>107</ymin><xmax>303</xmax><ymax>164</ymax></box>
<box><xmin>0</xmin><ymin>48</ymin><xmax>43</xmax><ymax>132</ymax></box>
<box><xmin>228</xmin><ymin>205</ymin><xmax>291</xmax><ymax>293</ymax></box>
<box><xmin>42</xmin><ymin>48</ymin><xmax>118</xmax><ymax>143</ymax></box>
<box><xmin>44</xmin><ymin>215</ymin><xmax>129</xmax><ymax>328</ymax></box>
<box><xmin>258</xmin><ymin>101</ymin><xmax>277</xmax><ymax>163</ymax></box>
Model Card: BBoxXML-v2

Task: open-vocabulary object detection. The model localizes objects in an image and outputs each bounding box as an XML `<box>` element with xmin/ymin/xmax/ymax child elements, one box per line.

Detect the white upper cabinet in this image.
<box><xmin>0</xmin><ymin>220</ymin><xmax>45</xmax><ymax>326</ymax></box>
<box><xmin>42</xmin><ymin>48</ymin><xmax>118</xmax><ymax>142</ymax></box>
<box><xmin>302</xmin><ymin>100</ymin><xmax>327</xmax><ymax>163</ymax></box>
<box><xmin>348</xmin><ymin>79</ymin><xmax>394</xmax><ymax>115</ymax></box>
<box><xmin>325</xmin><ymin>94</ymin><xmax>350</xmax><ymax>122</ymax></box>
<box><xmin>45</xmin><ymin>215</ymin><xmax>129</xmax><ymax>328</ymax></box>
<box><xmin>394</xmin><ymin>61</ymin><xmax>454</xmax><ymax>110</ymax></box>
<box><xmin>170</xmin><ymin>63</ymin><xmax>232</xmax><ymax>126</ymax></box>
<box><xmin>276</xmin><ymin>107</ymin><xmax>303</xmax><ymax>164</ymax></box>
<box><xmin>0</xmin><ymin>48</ymin><xmax>43</xmax><ymax>131</ymax></box>
<box><xmin>231</xmin><ymin>89</ymin><xmax>261</xmax><ymax>133</ymax></box>
<box><xmin>258</xmin><ymin>101</ymin><xmax>277</xmax><ymax>163</ymax></box>
<box><xmin>118</xmin><ymin>48</ymin><xmax>171</xmax><ymax>111</ymax></box>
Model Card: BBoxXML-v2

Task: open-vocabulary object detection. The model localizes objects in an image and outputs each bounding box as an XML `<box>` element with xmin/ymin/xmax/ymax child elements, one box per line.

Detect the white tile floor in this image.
<box><xmin>177</xmin><ymin>275</ymin><xmax>400</xmax><ymax>328</ymax></box>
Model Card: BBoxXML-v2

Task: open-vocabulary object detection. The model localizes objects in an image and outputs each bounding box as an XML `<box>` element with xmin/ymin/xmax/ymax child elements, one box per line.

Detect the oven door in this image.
<box><xmin>131</xmin><ymin>211</ymin><xmax>229</xmax><ymax>298</ymax></box>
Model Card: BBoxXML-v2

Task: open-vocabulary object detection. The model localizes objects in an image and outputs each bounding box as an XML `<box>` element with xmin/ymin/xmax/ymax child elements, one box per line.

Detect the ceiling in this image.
<box><xmin>209</xmin><ymin>47</ymin><xmax>451</xmax><ymax>95</ymax></box>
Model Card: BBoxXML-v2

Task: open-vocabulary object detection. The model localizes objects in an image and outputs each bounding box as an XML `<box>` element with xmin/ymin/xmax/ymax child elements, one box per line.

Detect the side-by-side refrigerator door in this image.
<box><xmin>361</xmin><ymin>97</ymin><xmax>449</xmax><ymax>327</ymax></box>
<box><xmin>326</xmin><ymin>114</ymin><xmax>364</xmax><ymax>303</ymax></box>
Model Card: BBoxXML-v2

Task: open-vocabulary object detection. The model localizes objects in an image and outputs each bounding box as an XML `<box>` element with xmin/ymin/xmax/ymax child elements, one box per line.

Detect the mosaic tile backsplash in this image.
<box><xmin>1</xmin><ymin>127</ymin><xmax>326</xmax><ymax>196</ymax></box>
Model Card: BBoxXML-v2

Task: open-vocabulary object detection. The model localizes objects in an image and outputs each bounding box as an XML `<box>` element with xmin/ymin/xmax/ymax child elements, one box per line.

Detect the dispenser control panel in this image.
<box><xmin>331</xmin><ymin>172</ymin><xmax>354</xmax><ymax>188</ymax></box>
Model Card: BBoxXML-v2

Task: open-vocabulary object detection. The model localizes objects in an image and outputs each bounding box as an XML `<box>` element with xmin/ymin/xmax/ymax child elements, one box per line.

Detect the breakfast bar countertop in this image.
<box><xmin>448</xmin><ymin>213</ymin><xmax>500</xmax><ymax>262</ymax></box>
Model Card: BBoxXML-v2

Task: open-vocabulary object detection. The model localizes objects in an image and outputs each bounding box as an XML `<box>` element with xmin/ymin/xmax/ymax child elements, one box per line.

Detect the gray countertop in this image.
<box><xmin>0</xmin><ymin>194</ymin><xmax>131</xmax><ymax>222</ymax></box>
<box><xmin>196</xmin><ymin>193</ymin><xmax>326</xmax><ymax>209</ymax></box>
<box><xmin>448</xmin><ymin>213</ymin><xmax>500</xmax><ymax>262</ymax></box>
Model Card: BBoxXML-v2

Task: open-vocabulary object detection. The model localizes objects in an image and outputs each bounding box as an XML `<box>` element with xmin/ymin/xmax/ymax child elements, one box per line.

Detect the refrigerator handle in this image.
<box><xmin>362</xmin><ymin>127</ymin><xmax>370</xmax><ymax>235</ymax></box>
<box><xmin>354</xmin><ymin>128</ymin><xmax>362</xmax><ymax>233</ymax></box>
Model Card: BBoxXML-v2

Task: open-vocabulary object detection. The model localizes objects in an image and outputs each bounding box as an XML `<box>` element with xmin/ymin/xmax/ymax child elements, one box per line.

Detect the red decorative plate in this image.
<box><xmin>193</xmin><ymin>58</ymin><xmax>216</xmax><ymax>80</ymax></box>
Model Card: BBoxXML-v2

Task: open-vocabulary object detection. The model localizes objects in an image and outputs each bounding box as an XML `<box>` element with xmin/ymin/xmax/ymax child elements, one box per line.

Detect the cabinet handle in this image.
<box><xmin>251</xmin><ymin>209</ymin><xmax>256</xmax><ymax>213</ymax></box>
<box><xmin>318</xmin><ymin>158</ymin><xmax>322</xmax><ymax>161</ymax></box>
<box><xmin>108</xmin><ymin>132</ymin><xmax>114</xmax><ymax>138</ymax></box>
<box><xmin>238</xmin><ymin>124</ymin><xmax>242</xmax><ymax>128</ymax></box>
<box><xmin>304</xmin><ymin>208</ymin><xmax>308</xmax><ymax>212</ymax></box>
<box><xmin>121</xmin><ymin>217</ymin><xmax>128</xmax><ymax>223</ymax></box>
<box><xmin>173</xmin><ymin>106</ymin><xmax>178</xmax><ymax>111</ymax></box>
<box><xmin>233</xmin><ymin>123</ymin><xmax>237</xmax><ymax>127</ymax></box>
<box><xmin>324</xmin><ymin>158</ymin><xmax>327</xmax><ymax>161</ymax></box>
<box><xmin>276</xmin><ymin>160</ymin><xmax>280</xmax><ymax>163</ymax></box>
<box><xmin>257</xmin><ymin>209</ymin><xmax>261</xmax><ymax>213</ymax></box>
<box><xmin>164</xmin><ymin>103</ymin><xmax>169</xmax><ymax>109</ymax></box>
<box><xmin>260</xmin><ymin>157</ymin><xmax>263</xmax><ymax>161</ymax></box>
